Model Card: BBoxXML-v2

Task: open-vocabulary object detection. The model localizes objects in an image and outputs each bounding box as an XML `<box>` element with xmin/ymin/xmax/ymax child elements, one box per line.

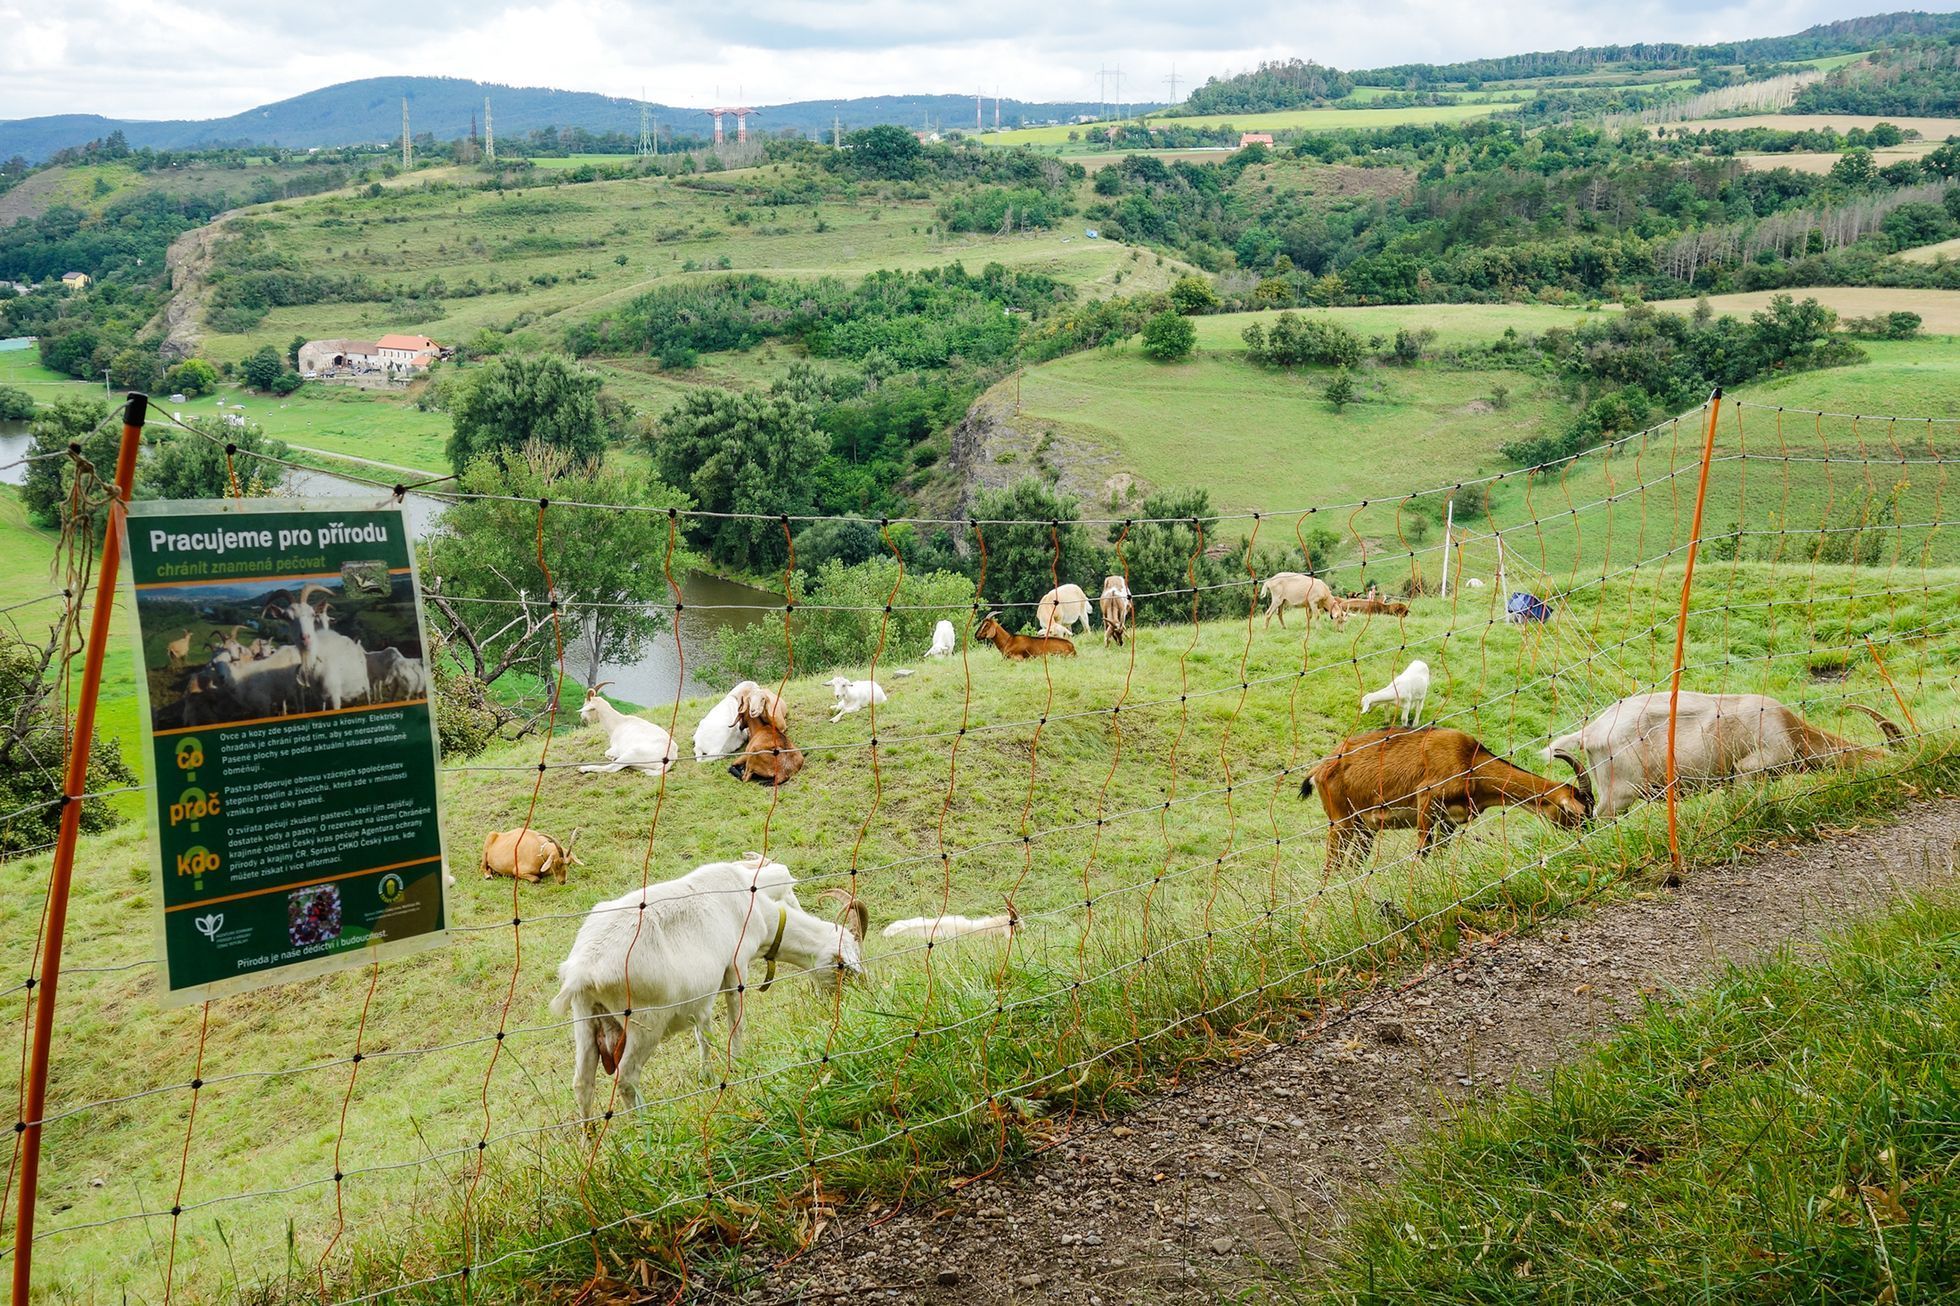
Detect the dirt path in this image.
<box><xmin>756</xmin><ymin>799</ymin><xmax>1960</xmax><ymax>1304</ymax></box>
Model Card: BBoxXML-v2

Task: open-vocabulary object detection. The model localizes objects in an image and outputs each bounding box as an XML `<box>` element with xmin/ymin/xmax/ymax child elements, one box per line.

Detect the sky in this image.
<box><xmin>0</xmin><ymin>0</ymin><xmax>1916</xmax><ymax>121</ymax></box>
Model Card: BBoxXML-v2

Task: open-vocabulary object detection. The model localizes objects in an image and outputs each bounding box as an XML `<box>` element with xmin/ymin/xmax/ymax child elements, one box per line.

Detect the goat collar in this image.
<box><xmin>758</xmin><ymin>903</ymin><xmax>790</xmax><ymax>992</ymax></box>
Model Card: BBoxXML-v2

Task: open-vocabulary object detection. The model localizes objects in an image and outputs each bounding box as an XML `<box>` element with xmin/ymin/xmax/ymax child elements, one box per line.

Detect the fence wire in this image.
<box><xmin>3</xmin><ymin>396</ymin><xmax>1958</xmax><ymax>1305</ymax></box>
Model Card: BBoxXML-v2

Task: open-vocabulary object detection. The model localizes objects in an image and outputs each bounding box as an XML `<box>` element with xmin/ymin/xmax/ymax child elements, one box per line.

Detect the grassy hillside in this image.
<box><xmin>9</xmin><ymin>552</ymin><xmax>1956</xmax><ymax>1300</ymax></box>
<box><xmin>1309</xmin><ymin>888</ymin><xmax>1960</xmax><ymax>1301</ymax></box>
<box><xmin>191</xmin><ymin>167</ymin><xmax>1180</xmax><ymax>367</ymax></box>
<box><xmin>987</xmin><ymin>102</ymin><xmax>1506</xmax><ymax>149</ymax></box>
<box><xmin>991</xmin><ymin>300</ymin><xmax>1960</xmax><ymax>562</ymax></box>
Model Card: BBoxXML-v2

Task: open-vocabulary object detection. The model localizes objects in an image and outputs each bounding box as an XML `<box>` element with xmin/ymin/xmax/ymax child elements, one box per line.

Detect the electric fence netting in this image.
<box><xmin>4</xmin><ymin>389</ymin><xmax>1958</xmax><ymax>1304</ymax></box>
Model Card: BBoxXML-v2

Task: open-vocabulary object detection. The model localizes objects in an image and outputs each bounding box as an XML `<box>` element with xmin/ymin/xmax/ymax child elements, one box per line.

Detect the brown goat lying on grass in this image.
<box><xmin>1301</xmin><ymin>726</ymin><xmax>1589</xmax><ymax>873</ymax></box>
<box><xmin>729</xmin><ymin>692</ymin><xmax>804</xmax><ymax>786</ymax></box>
<box><xmin>481</xmin><ymin>827</ymin><xmax>581</xmax><ymax>884</ymax></box>
<box><xmin>974</xmin><ymin>612</ymin><xmax>1077</xmax><ymax>660</ymax></box>
<box><xmin>1337</xmin><ymin>595</ymin><xmax>1410</xmax><ymax>618</ymax></box>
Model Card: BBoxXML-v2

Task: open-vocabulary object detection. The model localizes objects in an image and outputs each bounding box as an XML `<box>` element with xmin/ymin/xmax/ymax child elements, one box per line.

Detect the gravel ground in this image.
<box><xmin>744</xmin><ymin>798</ymin><xmax>1960</xmax><ymax>1305</ymax></box>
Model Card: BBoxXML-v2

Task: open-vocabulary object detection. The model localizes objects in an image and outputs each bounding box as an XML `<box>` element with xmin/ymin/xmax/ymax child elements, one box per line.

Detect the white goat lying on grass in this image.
<box><xmin>551</xmin><ymin>855</ymin><xmax>866</xmax><ymax>1119</ymax></box>
<box><xmin>825</xmin><ymin>675</ymin><xmax>889</xmax><ymax>722</ymax></box>
<box><xmin>926</xmin><ymin>619</ymin><xmax>956</xmax><ymax>658</ymax></box>
<box><xmin>1360</xmin><ymin>658</ymin><xmax>1430</xmax><ymax>727</ymax></box>
<box><xmin>882</xmin><ymin>909</ymin><xmax>1018</xmax><ymax>942</ymax></box>
<box><xmin>693</xmin><ymin>680</ymin><xmax>759</xmax><ymax>761</ymax></box>
<box><xmin>577</xmin><ymin>682</ymin><xmax>678</xmax><ymax>775</ymax></box>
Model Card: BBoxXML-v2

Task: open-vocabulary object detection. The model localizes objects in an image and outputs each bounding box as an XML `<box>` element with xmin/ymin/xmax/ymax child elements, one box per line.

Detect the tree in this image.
<box><xmin>422</xmin><ymin>444</ymin><xmax>694</xmax><ymax>690</ymax></box>
<box><xmin>163</xmin><ymin>358</ymin><xmax>218</xmax><ymax>398</ymax></box>
<box><xmin>1114</xmin><ymin>487</ymin><xmax>1247</xmax><ymax>624</ymax></box>
<box><xmin>1</xmin><ymin>628</ymin><xmax>135</xmax><ymax>855</ymax></box>
<box><xmin>713</xmin><ymin>556</ymin><xmax>973</xmax><ymax>683</ymax></box>
<box><xmin>19</xmin><ymin>396</ymin><xmax>116</xmax><ymax>527</ymax></box>
<box><xmin>967</xmin><ymin>480</ymin><xmax>1109</xmax><ymax>616</ymax></box>
<box><xmin>1140</xmin><ymin>310</ymin><xmax>1196</xmax><ymax>362</ymax></box>
<box><xmin>447</xmin><ymin>353</ymin><xmax>608</xmax><ymax>473</ymax></box>
<box><xmin>846</xmin><ymin>124</ymin><xmax>923</xmax><ymax>180</ymax></box>
<box><xmin>240</xmin><ymin>345</ymin><xmax>285</xmax><ymax>391</ymax></box>
<box><xmin>1828</xmin><ymin>148</ymin><xmax>1879</xmax><ymax>190</ymax></box>
<box><xmin>1168</xmin><ymin>275</ymin><xmax>1220</xmax><ymax>315</ymax></box>
<box><xmin>0</xmin><ymin>385</ymin><xmax>32</xmax><ymax>420</ymax></box>
<box><xmin>287</xmin><ymin>335</ymin><xmax>307</xmax><ymax>368</ymax></box>
<box><xmin>1324</xmin><ymin>367</ymin><xmax>1356</xmax><ymax>411</ymax></box>
<box><xmin>144</xmin><ymin>419</ymin><xmax>289</xmax><ymax>500</ymax></box>
<box><xmin>108</xmin><ymin>347</ymin><xmax>163</xmax><ymax>394</ymax></box>
<box><xmin>650</xmin><ymin>387</ymin><xmax>828</xmax><ymax>571</ymax></box>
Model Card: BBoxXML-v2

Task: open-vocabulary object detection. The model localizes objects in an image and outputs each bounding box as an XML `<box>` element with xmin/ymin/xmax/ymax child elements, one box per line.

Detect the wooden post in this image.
<box><xmin>1665</xmin><ymin>387</ymin><xmax>1723</xmax><ymax>884</ymax></box>
<box><xmin>11</xmin><ymin>392</ymin><xmax>146</xmax><ymax>1305</ymax></box>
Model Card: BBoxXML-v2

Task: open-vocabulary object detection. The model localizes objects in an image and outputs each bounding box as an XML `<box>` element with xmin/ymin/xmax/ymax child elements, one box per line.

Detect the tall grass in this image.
<box><xmin>1300</xmin><ymin>876</ymin><xmax>1960</xmax><ymax>1303</ymax></box>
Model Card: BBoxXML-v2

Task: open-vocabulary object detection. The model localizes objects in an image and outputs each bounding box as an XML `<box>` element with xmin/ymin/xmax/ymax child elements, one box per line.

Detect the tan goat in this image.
<box><xmin>481</xmin><ymin>827</ymin><xmax>582</xmax><ymax>884</ymax></box>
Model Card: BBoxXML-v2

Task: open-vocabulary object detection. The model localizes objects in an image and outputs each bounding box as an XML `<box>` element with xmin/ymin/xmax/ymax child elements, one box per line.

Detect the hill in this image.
<box><xmin>0</xmin><ymin>77</ymin><xmax>1151</xmax><ymax>163</ymax></box>
<box><xmin>1348</xmin><ymin>10</ymin><xmax>1960</xmax><ymax>88</ymax></box>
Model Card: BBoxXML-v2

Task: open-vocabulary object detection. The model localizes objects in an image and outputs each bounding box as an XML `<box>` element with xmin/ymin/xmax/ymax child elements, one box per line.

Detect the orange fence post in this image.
<box><xmin>1665</xmin><ymin>387</ymin><xmax>1722</xmax><ymax>883</ymax></box>
<box><xmin>11</xmin><ymin>392</ymin><xmax>146</xmax><ymax>1306</ymax></box>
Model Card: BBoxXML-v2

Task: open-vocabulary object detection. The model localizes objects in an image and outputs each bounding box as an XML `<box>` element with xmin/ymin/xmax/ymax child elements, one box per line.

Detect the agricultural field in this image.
<box><xmin>1734</xmin><ymin>144</ymin><xmax>1938</xmax><ymax>173</ymax></box>
<box><xmin>1662</xmin><ymin>112</ymin><xmax>1960</xmax><ymax>138</ymax></box>
<box><xmin>986</xmin><ymin>101</ymin><xmax>1509</xmax><ymax>148</ymax></box>
<box><xmin>1648</xmin><ymin>287</ymin><xmax>1960</xmax><ymax>333</ymax></box>
<box><xmin>1901</xmin><ymin>234</ymin><xmax>1960</xmax><ymax>263</ymax></box>
<box><xmin>9</xmin><ymin>548</ymin><xmax>1952</xmax><ymax>1301</ymax></box>
<box><xmin>190</xmin><ymin>168</ymin><xmax>1186</xmax><ymax>366</ymax></box>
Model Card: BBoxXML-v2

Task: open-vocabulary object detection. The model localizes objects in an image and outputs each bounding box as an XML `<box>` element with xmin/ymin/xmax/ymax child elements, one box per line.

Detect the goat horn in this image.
<box><xmin>562</xmin><ymin>826</ymin><xmax>582</xmax><ymax>862</ymax></box>
<box><xmin>1848</xmin><ymin>702</ymin><xmax>1906</xmax><ymax>744</ymax></box>
<box><xmin>816</xmin><ymin>887</ymin><xmax>869</xmax><ymax>940</ymax></box>
<box><xmin>299</xmin><ymin>582</ymin><xmax>332</xmax><ymax>609</ymax></box>
<box><xmin>587</xmin><ymin>681</ymin><xmax>613</xmax><ymax>697</ymax></box>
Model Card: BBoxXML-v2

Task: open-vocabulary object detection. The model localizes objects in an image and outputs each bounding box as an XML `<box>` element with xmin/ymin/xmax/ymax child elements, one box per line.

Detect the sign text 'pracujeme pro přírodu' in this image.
<box><xmin>124</xmin><ymin>499</ymin><xmax>448</xmax><ymax>1004</ymax></box>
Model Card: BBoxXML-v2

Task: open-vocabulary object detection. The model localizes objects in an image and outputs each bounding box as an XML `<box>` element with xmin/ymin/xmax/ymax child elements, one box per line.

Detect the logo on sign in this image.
<box><xmin>194</xmin><ymin>913</ymin><xmax>225</xmax><ymax>942</ymax></box>
<box><xmin>378</xmin><ymin>873</ymin><xmax>404</xmax><ymax>903</ymax></box>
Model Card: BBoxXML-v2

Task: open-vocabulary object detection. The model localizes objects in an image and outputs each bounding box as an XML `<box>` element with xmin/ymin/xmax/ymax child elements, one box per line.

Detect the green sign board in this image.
<box><xmin>123</xmin><ymin>499</ymin><xmax>449</xmax><ymax>1004</ymax></box>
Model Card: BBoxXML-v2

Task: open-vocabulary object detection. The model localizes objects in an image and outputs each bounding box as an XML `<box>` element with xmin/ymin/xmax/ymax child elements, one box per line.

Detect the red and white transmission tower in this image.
<box><xmin>706</xmin><ymin>106</ymin><xmax>758</xmax><ymax>145</ymax></box>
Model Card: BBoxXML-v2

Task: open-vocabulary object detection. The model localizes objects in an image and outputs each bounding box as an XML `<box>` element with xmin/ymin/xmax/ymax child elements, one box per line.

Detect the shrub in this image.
<box><xmin>163</xmin><ymin>358</ymin><xmax>218</xmax><ymax>398</ymax></box>
<box><xmin>1140</xmin><ymin>310</ymin><xmax>1196</xmax><ymax>361</ymax></box>
<box><xmin>1324</xmin><ymin>367</ymin><xmax>1356</xmax><ymax>411</ymax></box>
<box><xmin>712</xmin><ymin>556</ymin><xmax>974</xmax><ymax>682</ymax></box>
<box><xmin>0</xmin><ymin>385</ymin><xmax>33</xmax><ymax>420</ymax></box>
<box><xmin>1168</xmin><ymin>275</ymin><xmax>1220</xmax><ymax>315</ymax></box>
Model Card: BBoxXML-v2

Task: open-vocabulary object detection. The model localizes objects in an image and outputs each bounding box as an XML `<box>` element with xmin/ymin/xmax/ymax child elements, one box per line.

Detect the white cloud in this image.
<box><xmin>0</xmin><ymin>0</ymin><xmax>1882</xmax><ymax>121</ymax></box>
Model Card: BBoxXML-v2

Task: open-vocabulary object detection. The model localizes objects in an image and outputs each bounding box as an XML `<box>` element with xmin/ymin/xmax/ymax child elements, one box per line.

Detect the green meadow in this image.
<box><xmin>8</xmin><ymin>549</ymin><xmax>1955</xmax><ymax>1300</ymax></box>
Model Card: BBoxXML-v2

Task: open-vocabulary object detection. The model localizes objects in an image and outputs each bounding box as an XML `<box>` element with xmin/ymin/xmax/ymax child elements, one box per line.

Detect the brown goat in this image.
<box><xmin>974</xmin><ymin>612</ymin><xmax>1077</xmax><ymax>660</ymax></box>
<box><xmin>481</xmin><ymin>827</ymin><xmax>581</xmax><ymax>884</ymax></box>
<box><xmin>729</xmin><ymin>701</ymin><xmax>804</xmax><ymax>786</ymax></box>
<box><xmin>1337</xmin><ymin>596</ymin><xmax>1410</xmax><ymax>618</ymax></box>
<box><xmin>1300</xmin><ymin>726</ymin><xmax>1589</xmax><ymax>874</ymax></box>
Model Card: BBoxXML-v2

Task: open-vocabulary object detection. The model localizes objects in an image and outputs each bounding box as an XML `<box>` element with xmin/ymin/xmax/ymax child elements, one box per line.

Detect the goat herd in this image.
<box><xmin>474</xmin><ymin>571</ymin><xmax>1910</xmax><ymax>1110</ymax></box>
<box><xmin>164</xmin><ymin>583</ymin><xmax>430</xmax><ymax>725</ymax></box>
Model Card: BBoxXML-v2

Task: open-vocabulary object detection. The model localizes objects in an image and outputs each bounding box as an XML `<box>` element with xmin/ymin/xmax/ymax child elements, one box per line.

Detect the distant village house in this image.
<box><xmin>297</xmin><ymin>333</ymin><xmax>446</xmax><ymax>380</ymax></box>
<box><xmin>60</xmin><ymin>271</ymin><xmax>90</xmax><ymax>290</ymax></box>
<box><xmin>1238</xmin><ymin>133</ymin><xmax>1274</xmax><ymax>148</ymax></box>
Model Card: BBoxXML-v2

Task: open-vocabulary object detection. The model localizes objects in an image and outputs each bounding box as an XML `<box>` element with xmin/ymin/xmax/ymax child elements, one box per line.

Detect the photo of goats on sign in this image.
<box><xmin>138</xmin><ymin>563</ymin><xmax>430</xmax><ymax>730</ymax></box>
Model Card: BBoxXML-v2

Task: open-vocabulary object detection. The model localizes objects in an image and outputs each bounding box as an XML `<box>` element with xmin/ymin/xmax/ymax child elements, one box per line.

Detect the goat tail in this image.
<box><xmin>1848</xmin><ymin>702</ymin><xmax>1906</xmax><ymax>745</ymax></box>
<box><xmin>1297</xmin><ymin>772</ymin><xmax>1315</xmax><ymax>802</ymax></box>
<box><xmin>548</xmin><ymin>967</ymin><xmax>577</xmax><ymax>1018</ymax></box>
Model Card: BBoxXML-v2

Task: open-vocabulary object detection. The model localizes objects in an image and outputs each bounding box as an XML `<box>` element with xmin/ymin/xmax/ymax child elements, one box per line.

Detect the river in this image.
<box><xmin>280</xmin><ymin>465</ymin><xmax>779</xmax><ymax>704</ymax></box>
<box><xmin>0</xmin><ymin>423</ymin><xmax>28</xmax><ymax>485</ymax></box>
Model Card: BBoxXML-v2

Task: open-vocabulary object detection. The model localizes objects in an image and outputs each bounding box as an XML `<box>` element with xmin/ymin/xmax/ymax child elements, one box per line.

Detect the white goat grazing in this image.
<box><xmin>266</xmin><ymin>584</ymin><xmax>370</xmax><ymax>711</ymax></box>
<box><xmin>1259</xmin><ymin>572</ymin><xmax>1346</xmax><ymax>627</ymax></box>
<box><xmin>1544</xmin><ymin>691</ymin><xmax>1903</xmax><ymax>822</ymax></box>
<box><xmin>693</xmin><ymin>681</ymin><xmax>758</xmax><ymax>761</ymax></box>
<box><xmin>207</xmin><ymin>644</ymin><xmax>303</xmax><ymax>718</ymax></box>
<box><xmin>1036</xmin><ymin>584</ymin><xmax>1093</xmax><ymax>638</ymax></box>
<box><xmin>825</xmin><ymin>675</ymin><xmax>888</xmax><ymax>723</ymax></box>
<box><xmin>1360</xmin><ymin>659</ymin><xmax>1431</xmax><ymax>726</ymax></box>
<box><xmin>882</xmin><ymin>909</ymin><xmax>1018</xmax><ymax>942</ymax></box>
<box><xmin>925</xmin><ymin>619</ymin><xmax>956</xmax><ymax>658</ymax></box>
<box><xmin>577</xmin><ymin>683</ymin><xmax>678</xmax><ymax>774</ymax></box>
<box><xmin>364</xmin><ymin>646</ymin><xmax>429</xmax><ymax>702</ymax></box>
<box><xmin>550</xmin><ymin>856</ymin><xmax>865</xmax><ymax>1117</ymax></box>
